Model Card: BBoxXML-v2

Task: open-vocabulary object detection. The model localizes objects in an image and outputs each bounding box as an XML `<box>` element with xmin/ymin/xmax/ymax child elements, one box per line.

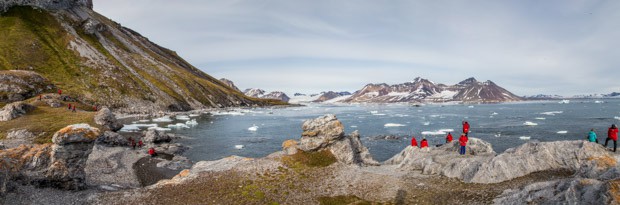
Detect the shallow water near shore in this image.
<box><xmin>121</xmin><ymin>99</ymin><xmax>620</xmax><ymax>162</ymax></box>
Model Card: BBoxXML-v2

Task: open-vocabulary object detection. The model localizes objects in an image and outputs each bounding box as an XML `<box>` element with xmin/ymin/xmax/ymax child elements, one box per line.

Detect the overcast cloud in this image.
<box><xmin>94</xmin><ymin>0</ymin><xmax>620</xmax><ymax>96</ymax></box>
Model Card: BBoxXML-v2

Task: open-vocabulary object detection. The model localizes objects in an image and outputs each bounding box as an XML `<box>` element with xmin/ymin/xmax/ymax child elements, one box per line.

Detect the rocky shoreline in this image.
<box><xmin>2</xmin><ymin>106</ymin><xmax>620</xmax><ymax>204</ymax></box>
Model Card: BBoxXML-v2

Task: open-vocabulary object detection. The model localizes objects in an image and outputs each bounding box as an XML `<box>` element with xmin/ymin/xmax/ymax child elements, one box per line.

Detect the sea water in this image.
<box><xmin>123</xmin><ymin>99</ymin><xmax>620</xmax><ymax>162</ymax></box>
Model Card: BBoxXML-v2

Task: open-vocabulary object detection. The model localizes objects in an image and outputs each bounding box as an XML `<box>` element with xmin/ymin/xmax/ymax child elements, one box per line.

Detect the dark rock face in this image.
<box><xmin>0</xmin><ymin>70</ymin><xmax>55</xmax><ymax>103</ymax></box>
<box><xmin>343</xmin><ymin>77</ymin><xmax>522</xmax><ymax>103</ymax></box>
<box><xmin>95</xmin><ymin>131</ymin><xmax>129</xmax><ymax>147</ymax></box>
<box><xmin>142</xmin><ymin>130</ymin><xmax>172</xmax><ymax>144</ymax></box>
<box><xmin>0</xmin><ymin>101</ymin><xmax>35</xmax><ymax>121</ymax></box>
<box><xmin>94</xmin><ymin>108</ymin><xmax>123</xmax><ymax>132</ymax></box>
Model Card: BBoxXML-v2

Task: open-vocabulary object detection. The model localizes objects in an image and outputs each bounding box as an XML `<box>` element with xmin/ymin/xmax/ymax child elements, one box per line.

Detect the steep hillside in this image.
<box><xmin>0</xmin><ymin>2</ymin><xmax>273</xmax><ymax>113</ymax></box>
<box><xmin>343</xmin><ymin>77</ymin><xmax>522</xmax><ymax>103</ymax></box>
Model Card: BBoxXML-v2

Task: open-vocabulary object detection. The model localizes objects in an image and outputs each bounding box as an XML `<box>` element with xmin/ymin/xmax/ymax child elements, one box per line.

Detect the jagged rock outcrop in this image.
<box><xmin>95</xmin><ymin>131</ymin><xmax>129</xmax><ymax>147</ymax></box>
<box><xmin>289</xmin><ymin>114</ymin><xmax>378</xmax><ymax>165</ymax></box>
<box><xmin>142</xmin><ymin>130</ymin><xmax>172</xmax><ymax>145</ymax></box>
<box><xmin>0</xmin><ymin>70</ymin><xmax>55</xmax><ymax>103</ymax></box>
<box><xmin>219</xmin><ymin>78</ymin><xmax>241</xmax><ymax>92</ymax></box>
<box><xmin>386</xmin><ymin>139</ymin><xmax>613</xmax><ymax>184</ymax></box>
<box><xmin>0</xmin><ymin>124</ymin><xmax>101</xmax><ymax>190</ymax></box>
<box><xmin>94</xmin><ymin>108</ymin><xmax>123</xmax><ymax>132</ymax></box>
<box><xmin>0</xmin><ymin>101</ymin><xmax>35</xmax><ymax>121</ymax></box>
<box><xmin>493</xmin><ymin>178</ymin><xmax>613</xmax><ymax>204</ymax></box>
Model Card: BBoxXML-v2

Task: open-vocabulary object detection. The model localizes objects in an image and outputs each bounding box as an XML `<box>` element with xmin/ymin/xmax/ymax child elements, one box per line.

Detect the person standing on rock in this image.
<box><xmin>39</xmin><ymin>95</ymin><xmax>42</xmax><ymax>101</ymax></box>
<box><xmin>446</xmin><ymin>132</ymin><xmax>453</xmax><ymax>143</ymax></box>
<box><xmin>148</xmin><ymin>147</ymin><xmax>156</xmax><ymax>157</ymax></box>
<box><xmin>605</xmin><ymin>124</ymin><xmax>619</xmax><ymax>152</ymax></box>
<box><xmin>587</xmin><ymin>129</ymin><xmax>598</xmax><ymax>143</ymax></box>
<box><xmin>138</xmin><ymin>140</ymin><xmax>143</xmax><ymax>148</ymax></box>
<box><xmin>411</xmin><ymin>136</ymin><xmax>418</xmax><ymax>147</ymax></box>
<box><xmin>72</xmin><ymin>105</ymin><xmax>76</xmax><ymax>112</ymax></box>
<box><xmin>459</xmin><ymin>133</ymin><xmax>468</xmax><ymax>155</ymax></box>
<box><xmin>420</xmin><ymin>137</ymin><xmax>429</xmax><ymax>148</ymax></box>
<box><xmin>463</xmin><ymin>121</ymin><xmax>470</xmax><ymax>136</ymax></box>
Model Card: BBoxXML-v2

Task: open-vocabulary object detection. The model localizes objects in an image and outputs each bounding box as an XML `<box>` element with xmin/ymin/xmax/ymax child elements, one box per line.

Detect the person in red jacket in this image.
<box><xmin>605</xmin><ymin>124</ymin><xmax>619</xmax><ymax>152</ymax></box>
<box><xmin>411</xmin><ymin>136</ymin><xmax>418</xmax><ymax>147</ymax></box>
<box><xmin>446</xmin><ymin>132</ymin><xmax>453</xmax><ymax>143</ymax></box>
<box><xmin>148</xmin><ymin>148</ymin><xmax>157</xmax><ymax>157</ymax></box>
<box><xmin>459</xmin><ymin>134</ymin><xmax>468</xmax><ymax>155</ymax></box>
<box><xmin>463</xmin><ymin>121</ymin><xmax>470</xmax><ymax>136</ymax></box>
<box><xmin>420</xmin><ymin>138</ymin><xmax>429</xmax><ymax>148</ymax></box>
<box><xmin>138</xmin><ymin>140</ymin><xmax>144</xmax><ymax>148</ymax></box>
<box><xmin>67</xmin><ymin>103</ymin><xmax>72</xmax><ymax>110</ymax></box>
<box><xmin>58</xmin><ymin>89</ymin><xmax>62</xmax><ymax>95</ymax></box>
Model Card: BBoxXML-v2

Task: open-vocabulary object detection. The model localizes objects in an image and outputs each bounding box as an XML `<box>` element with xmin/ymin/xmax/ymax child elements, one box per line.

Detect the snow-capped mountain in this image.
<box><xmin>342</xmin><ymin>77</ymin><xmax>522</xmax><ymax>103</ymax></box>
<box><xmin>313</xmin><ymin>91</ymin><xmax>352</xmax><ymax>102</ymax></box>
<box><xmin>243</xmin><ymin>88</ymin><xmax>290</xmax><ymax>102</ymax></box>
<box><xmin>605</xmin><ymin>92</ymin><xmax>620</xmax><ymax>98</ymax></box>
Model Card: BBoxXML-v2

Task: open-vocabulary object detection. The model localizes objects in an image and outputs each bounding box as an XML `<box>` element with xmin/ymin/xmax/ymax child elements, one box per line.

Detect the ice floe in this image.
<box><xmin>423</xmin><ymin>122</ymin><xmax>431</xmax><ymax>126</ymax></box>
<box><xmin>185</xmin><ymin>119</ymin><xmax>198</xmax><ymax>126</ymax></box>
<box><xmin>535</xmin><ymin>117</ymin><xmax>546</xmax><ymax>120</ymax></box>
<box><xmin>524</xmin><ymin>121</ymin><xmax>538</xmax><ymax>126</ymax></box>
<box><xmin>557</xmin><ymin>131</ymin><xmax>568</xmax><ymax>134</ymax></box>
<box><xmin>120</xmin><ymin>123</ymin><xmax>158</xmax><ymax>132</ymax></box>
<box><xmin>384</xmin><ymin>123</ymin><xmax>406</xmax><ymax>127</ymax></box>
<box><xmin>540</xmin><ymin>111</ymin><xmax>563</xmax><ymax>116</ymax></box>
<box><xmin>248</xmin><ymin>125</ymin><xmax>259</xmax><ymax>131</ymax></box>
<box><xmin>152</xmin><ymin>116</ymin><xmax>174</xmax><ymax>122</ymax></box>
<box><xmin>519</xmin><ymin>136</ymin><xmax>531</xmax><ymax>140</ymax></box>
<box><xmin>175</xmin><ymin>115</ymin><xmax>191</xmax><ymax>121</ymax></box>
<box><xmin>615</xmin><ymin>116</ymin><xmax>620</xmax><ymax>120</ymax></box>
<box><xmin>235</xmin><ymin>145</ymin><xmax>245</xmax><ymax>149</ymax></box>
<box><xmin>148</xmin><ymin>127</ymin><xmax>171</xmax><ymax>131</ymax></box>
<box><xmin>167</xmin><ymin>123</ymin><xmax>190</xmax><ymax>129</ymax></box>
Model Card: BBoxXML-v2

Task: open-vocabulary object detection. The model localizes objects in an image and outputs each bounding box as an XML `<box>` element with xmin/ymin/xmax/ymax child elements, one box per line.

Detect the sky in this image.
<box><xmin>94</xmin><ymin>0</ymin><xmax>620</xmax><ymax>96</ymax></box>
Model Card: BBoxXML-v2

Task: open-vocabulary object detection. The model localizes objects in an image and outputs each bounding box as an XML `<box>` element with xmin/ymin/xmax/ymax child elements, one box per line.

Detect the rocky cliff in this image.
<box><xmin>343</xmin><ymin>77</ymin><xmax>522</xmax><ymax>103</ymax></box>
<box><xmin>0</xmin><ymin>3</ymin><xmax>272</xmax><ymax>113</ymax></box>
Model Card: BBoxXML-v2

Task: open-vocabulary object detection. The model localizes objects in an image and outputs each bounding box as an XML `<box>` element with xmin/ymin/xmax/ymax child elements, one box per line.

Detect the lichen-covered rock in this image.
<box><xmin>0</xmin><ymin>70</ymin><xmax>55</xmax><ymax>103</ymax></box>
<box><xmin>95</xmin><ymin>131</ymin><xmax>129</xmax><ymax>147</ymax></box>
<box><xmin>0</xmin><ymin>101</ymin><xmax>35</xmax><ymax>121</ymax></box>
<box><xmin>329</xmin><ymin>131</ymin><xmax>379</xmax><ymax>165</ymax></box>
<box><xmin>51</xmin><ymin>123</ymin><xmax>100</xmax><ymax>145</ymax></box>
<box><xmin>94</xmin><ymin>107</ymin><xmax>123</xmax><ymax>132</ymax></box>
<box><xmin>143</xmin><ymin>130</ymin><xmax>172</xmax><ymax>144</ymax></box>
<box><xmin>282</xmin><ymin>139</ymin><xmax>299</xmax><ymax>155</ymax></box>
<box><xmin>299</xmin><ymin>114</ymin><xmax>345</xmax><ymax>151</ymax></box>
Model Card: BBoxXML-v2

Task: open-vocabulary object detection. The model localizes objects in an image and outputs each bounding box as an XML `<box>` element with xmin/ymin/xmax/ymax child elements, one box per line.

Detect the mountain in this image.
<box><xmin>605</xmin><ymin>92</ymin><xmax>620</xmax><ymax>98</ymax></box>
<box><xmin>343</xmin><ymin>77</ymin><xmax>522</xmax><ymax>103</ymax></box>
<box><xmin>218</xmin><ymin>78</ymin><xmax>241</xmax><ymax>92</ymax></box>
<box><xmin>313</xmin><ymin>91</ymin><xmax>352</xmax><ymax>103</ymax></box>
<box><xmin>0</xmin><ymin>1</ymin><xmax>276</xmax><ymax>113</ymax></box>
<box><xmin>243</xmin><ymin>88</ymin><xmax>290</xmax><ymax>103</ymax></box>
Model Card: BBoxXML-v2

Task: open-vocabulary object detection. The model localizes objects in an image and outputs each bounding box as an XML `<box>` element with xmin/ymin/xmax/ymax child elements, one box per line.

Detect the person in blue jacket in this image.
<box><xmin>588</xmin><ymin>128</ymin><xmax>598</xmax><ymax>143</ymax></box>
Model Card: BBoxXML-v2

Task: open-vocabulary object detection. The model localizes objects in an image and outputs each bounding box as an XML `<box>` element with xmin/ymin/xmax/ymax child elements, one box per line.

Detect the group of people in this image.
<box><xmin>36</xmin><ymin>89</ymin><xmax>99</xmax><ymax>112</ymax></box>
<box><xmin>128</xmin><ymin>137</ymin><xmax>158</xmax><ymax>157</ymax></box>
<box><xmin>587</xmin><ymin>124</ymin><xmax>619</xmax><ymax>152</ymax></box>
<box><xmin>411</xmin><ymin>121</ymin><xmax>471</xmax><ymax>155</ymax></box>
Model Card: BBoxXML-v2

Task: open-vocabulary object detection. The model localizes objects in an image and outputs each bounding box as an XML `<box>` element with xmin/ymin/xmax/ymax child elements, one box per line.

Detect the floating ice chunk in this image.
<box><xmin>438</xmin><ymin>129</ymin><xmax>454</xmax><ymax>133</ymax></box>
<box><xmin>594</xmin><ymin>100</ymin><xmax>604</xmax><ymax>104</ymax></box>
<box><xmin>148</xmin><ymin>127</ymin><xmax>171</xmax><ymax>131</ymax></box>
<box><xmin>189</xmin><ymin>114</ymin><xmax>201</xmax><ymax>117</ymax></box>
<box><xmin>519</xmin><ymin>136</ymin><xmax>531</xmax><ymax>140</ymax></box>
<box><xmin>152</xmin><ymin>116</ymin><xmax>174</xmax><ymax>122</ymax></box>
<box><xmin>421</xmin><ymin>131</ymin><xmax>446</xmax><ymax>135</ymax></box>
<box><xmin>557</xmin><ymin>131</ymin><xmax>568</xmax><ymax>134</ymax></box>
<box><xmin>350</xmin><ymin>125</ymin><xmax>358</xmax><ymax>128</ymax></box>
<box><xmin>535</xmin><ymin>117</ymin><xmax>546</xmax><ymax>120</ymax></box>
<box><xmin>212</xmin><ymin>111</ymin><xmax>245</xmax><ymax>116</ymax></box>
<box><xmin>175</xmin><ymin>115</ymin><xmax>191</xmax><ymax>121</ymax></box>
<box><xmin>468</xmin><ymin>105</ymin><xmax>475</xmax><ymax>108</ymax></box>
<box><xmin>248</xmin><ymin>125</ymin><xmax>259</xmax><ymax>131</ymax></box>
<box><xmin>167</xmin><ymin>123</ymin><xmax>190</xmax><ymax>129</ymax></box>
<box><xmin>524</xmin><ymin>121</ymin><xmax>538</xmax><ymax>126</ymax></box>
<box><xmin>370</xmin><ymin>111</ymin><xmax>379</xmax><ymax>114</ymax></box>
<box><xmin>186</xmin><ymin>119</ymin><xmax>198</xmax><ymax>126</ymax></box>
<box><xmin>372</xmin><ymin>113</ymin><xmax>387</xmax><ymax>116</ymax></box>
<box><xmin>491</xmin><ymin>112</ymin><xmax>499</xmax><ymax>115</ymax></box>
<box><xmin>121</xmin><ymin>123</ymin><xmax>158</xmax><ymax>132</ymax></box>
<box><xmin>384</xmin><ymin>123</ymin><xmax>406</xmax><ymax>127</ymax></box>
<box><xmin>133</xmin><ymin>119</ymin><xmax>150</xmax><ymax>123</ymax></box>
<box><xmin>235</xmin><ymin>145</ymin><xmax>244</xmax><ymax>149</ymax></box>
<box><xmin>540</xmin><ymin>111</ymin><xmax>563</xmax><ymax>116</ymax></box>
<box><xmin>615</xmin><ymin>116</ymin><xmax>620</xmax><ymax>120</ymax></box>
<box><xmin>423</xmin><ymin>122</ymin><xmax>431</xmax><ymax>126</ymax></box>
<box><xmin>558</xmin><ymin>100</ymin><xmax>570</xmax><ymax>104</ymax></box>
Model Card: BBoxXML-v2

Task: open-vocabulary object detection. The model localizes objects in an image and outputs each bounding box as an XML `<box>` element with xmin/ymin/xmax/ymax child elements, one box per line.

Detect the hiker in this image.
<box><xmin>131</xmin><ymin>140</ymin><xmax>136</xmax><ymax>149</ymax></box>
<box><xmin>39</xmin><ymin>95</ymin><xmax>42</xmax><ymax>101</ymax></box>
<box><xmin>148</xmin><ymin>148</ymin><xmax>157</xmax><ymax>157</ymax></box>
<box><xmin>459</xmin><ymin>133</ymin><xmax>468</xmax><ymax>155</ymax></box>
<box><xmin>93</xmin><ymin>105</ymin><xmax>97</xmax><ymax>111</ymax></box>
<box><xmin>67</xmin><ymin>103</ymin><xmax>72</xmax><ymax>110</ymax></box>
<box><xmin>605</xmin><ymin>124</ymin><xmax>619</xmax><ymax>152</ymax></box>
<box><xmin>58</xmin><ymin>89</ymin><xmax>62</xmax><ymax>95</ymax></box>
<box><xmin>587</xmin><ymin>129</ymin><xmax>598</xmax><ymax>143</ymax></box>
<box><xmin>463</xmin><ymin>121</ymin><xmax>470</xmax><ymax>136</ymax></box>
<box><xmin>72</xmin><ymin>105</ymin><xmax>76</xmax><ymax>112</ymax></box>
<box><xmin>411</xmin><ymin>136</ymin><xmax>418</xmax><ymax>147</ymax></box>
<box><xmin>420</xmin><ymin>137</ymin><xmax>429</xmax><ymax>148</ymax></box>
<box><xmin>446</xmin><ymin>132</ymin><xmax>453</xmax><ymax>143</ymax></box>
<box><xmin>138</xmin><ymin>140</ymin><xmax>143</xmax><ymax>148</ymax></box>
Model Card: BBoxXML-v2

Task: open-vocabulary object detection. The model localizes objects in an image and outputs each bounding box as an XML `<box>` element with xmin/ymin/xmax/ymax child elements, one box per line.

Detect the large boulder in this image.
<box><xmin>95</xmin><ymin>131</ymin><xmax>129</xmax><ymax>147</ymax></box>
<box><xmin>299</xmin><ymin>114</ymin><xmax>345</xmax><ymax>151</ymax></box>
<box><xmin>143</xmin><ymin>130</ymin><xmax>172</xmax><ymax>144</ymax></box>
<box><xmin>292</xmin><ymin>115</ymin><xmax>378</xmax><ymax>166</ymax></box>
<box><xmin>1</xmin><ymin>129</ymin><xmax>36</xmax><ymax>149</ymax></box>
<box><xmin>84</xmin><ymin>145</ymin><xmax>144</xmax><ymax>188</ymax></box>
<box><xmin>94</xmin><ymin>107</ymin><xmax>123</xmax><ymax>132</ymax></box>
<box><xmin>0</xmin><ymin>101</ymin><xmax>35</xmax><ymax>121</ymax></box>
<box><xmin>0</xmin><ymin>70</ymin><xmax>54</xmax><ymax>103</ymax></box>
<box><xmin>46</xmin><ymin>124</ymin><xmax>101</xmax><ymax>189</ymax></box>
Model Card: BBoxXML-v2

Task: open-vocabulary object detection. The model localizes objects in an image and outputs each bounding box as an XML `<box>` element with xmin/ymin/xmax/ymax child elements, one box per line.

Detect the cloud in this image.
<box><xmin>94</xmin><ymin>0</ymin><xmax>620</xmax><ymax>96</ymax></box>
